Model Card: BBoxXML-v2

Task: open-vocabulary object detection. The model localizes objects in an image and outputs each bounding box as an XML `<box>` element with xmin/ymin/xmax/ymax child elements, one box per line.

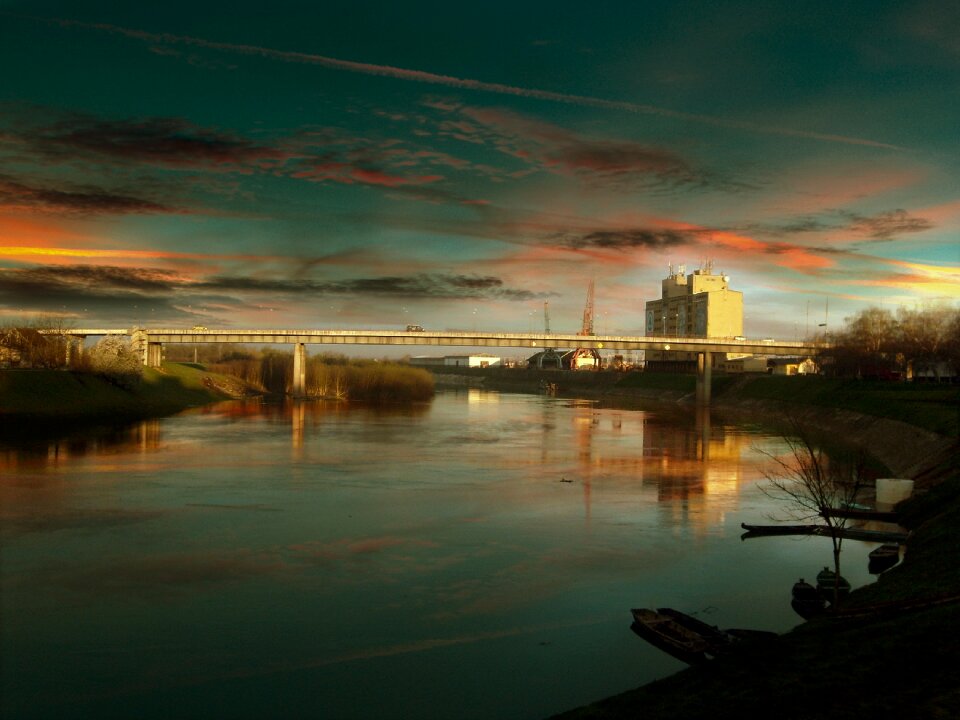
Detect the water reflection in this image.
<box><xmin>1</xmin><ymin>390</ymin><xmax>862</xmax><ymax>720</ymax></box>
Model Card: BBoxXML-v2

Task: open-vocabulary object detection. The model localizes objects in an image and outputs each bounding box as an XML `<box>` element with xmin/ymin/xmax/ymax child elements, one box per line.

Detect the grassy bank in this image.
<box><xmin>712</xmin><ymin>375</ymin><xmax>959</xmax><ymax>437</ymax></box>
<box><xmin>0</xmin><ymin>362</ymin><xmax>248</xmax><ymax>419</ymax></box>
<box><xmin>432</xmin><ymin>368</ymin><xmax>958</xmax><ymax>437</ymax></box>
<box><xmin>552</xmin><ymin>445</ymin><xmax>960</xmax><ymax>719</ymax></box>
<box><xmin>548</xmin><ymin>376</ymin><xmax>960</xmax><ymax>719</ymax></box>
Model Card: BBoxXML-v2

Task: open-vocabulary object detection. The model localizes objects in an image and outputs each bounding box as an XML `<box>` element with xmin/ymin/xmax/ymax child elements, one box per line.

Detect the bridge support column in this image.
<box><xmin>65</xmin><ymin>337</ymin><xmax>77</xmax><ymax>366</ymax></box>
<box><xmin>146</xmin><ymin>342</ymin><xmax>163</xmax><ymax>368</ymax></box>
<box><xmin>292</xmin><ymin>343</ymin><xmax>307</xmax><ymax>397</ymax></box>
<box><xmin>696</xmin><ymin>351</ymin><xmax>712</xmax><ymax>405</ymax></box>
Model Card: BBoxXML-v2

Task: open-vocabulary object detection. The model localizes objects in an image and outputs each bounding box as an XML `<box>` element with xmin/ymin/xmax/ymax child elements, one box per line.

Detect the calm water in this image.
<box><xmin>1</xmin><ymin>390</ymin><xmax>876</xmax><ymax>719</ymax></box>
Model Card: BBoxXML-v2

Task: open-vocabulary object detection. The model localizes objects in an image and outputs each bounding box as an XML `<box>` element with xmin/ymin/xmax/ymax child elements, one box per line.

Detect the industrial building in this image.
<box><xmin>644</xmin><ymin>262</ymin><xmax>744</xmax><ymax>369</ymax></box>
<box><xmin>409</xmin><ymin>354</ymin><xmax>502</xmax><ymax>368</ymax></box>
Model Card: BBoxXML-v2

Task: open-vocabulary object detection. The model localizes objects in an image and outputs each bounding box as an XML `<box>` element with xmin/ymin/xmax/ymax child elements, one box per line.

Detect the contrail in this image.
<box><xmin>26</xmin><ymin>15</ymin><xmax>906</xmax><ymax>151</ymax></box>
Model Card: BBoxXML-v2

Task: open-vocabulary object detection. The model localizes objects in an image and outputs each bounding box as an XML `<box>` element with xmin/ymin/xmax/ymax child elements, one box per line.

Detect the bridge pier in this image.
<box><xmin>64</xmin><ymin>336</ymin><xmax>83</xmax><ymax>366</ymax></box>
<box><xmin>146</xmin><ymin>342</ymin><xmax>163</xmax><ymax>368</ymax></box>
<box><xmin>696</xmin><ymin>351</ymin><xmax>712</xmax><ymax>405</ymax></box>
<box><xmin>292</xmin><ymin>343</ymin><xmax>307</xmax><ymax>397</ymax></box>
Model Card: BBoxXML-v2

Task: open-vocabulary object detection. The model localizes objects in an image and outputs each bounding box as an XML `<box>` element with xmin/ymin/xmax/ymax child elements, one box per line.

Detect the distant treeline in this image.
<box><xmin>169</xmin><ymin>347</ymin><xmax>434</xmax><ymax>402</ymax></box>
<box><xmin>826</xmin><ymin>305</ymin><xmax>960</xmax><ymax>380</ymax></box>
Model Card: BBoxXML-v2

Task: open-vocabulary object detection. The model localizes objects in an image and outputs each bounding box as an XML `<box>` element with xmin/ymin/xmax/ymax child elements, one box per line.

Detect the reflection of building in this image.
<box><xmin>645</xmin><ymin>262</ymin><xmax>743</xmax><ymax>370</ymax></box>
<box><xmin>410</xmin><ymin>354</ymin><xmax>501</xmax><ymax>368</ymax></box>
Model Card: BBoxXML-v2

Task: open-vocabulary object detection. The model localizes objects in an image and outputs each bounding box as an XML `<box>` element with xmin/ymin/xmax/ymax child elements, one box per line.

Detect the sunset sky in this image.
<box><xmin>1</xmin><ymin>1</ymin><xmax>957</xmax><ymax>340</ymax></box>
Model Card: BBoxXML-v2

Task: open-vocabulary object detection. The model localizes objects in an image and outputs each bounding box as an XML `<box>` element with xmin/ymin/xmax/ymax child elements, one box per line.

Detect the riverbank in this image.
<box><xmin>532</xmin><ymin>374</ymin><xmax>960</xmax><ymax>719</ymax></box>
<box><xmin>0</xmin><ymin>362</ymin><xmax>252</xmax><ymax>421</ymax></box>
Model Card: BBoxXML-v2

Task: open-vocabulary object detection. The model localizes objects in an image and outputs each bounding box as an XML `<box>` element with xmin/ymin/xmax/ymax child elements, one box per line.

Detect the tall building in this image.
<box><xmin>644</xmin><ymin>262</ymin><xmax>743</xmax><ymax>367</ymax></box>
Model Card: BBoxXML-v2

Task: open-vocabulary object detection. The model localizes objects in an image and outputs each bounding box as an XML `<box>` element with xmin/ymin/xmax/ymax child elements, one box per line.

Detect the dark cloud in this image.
<box><xmin>747</xmin><ymin>208</ymin><xmax>933</xmax><ymax>241</ymax></box>
<box><xmin>436</xmin><ymin>106</ymin><xmax>732</xmax><ymax>193</ymax></box>
<box><xmin>846</xmin><ymin>209</ymin><xmax>934</xmax><ymax>240</ymax></box>
<box><xmin>557</xmin><ymin>228</ymin><xmax>694</xmax><ymax>251</ymax></box>
<box><xmin>0</xmin><ymin>175</ymin><xmax>179</xmax><ymax>215</ymax></box>
<box><xmin>5</xmin><ymin>110</ymin><xmax>288</xmax><ymax>170</ymax></box>
<box><xmin>201</xmin><ymin>272</ymin><xmax>546</xmax><ymax>301</ymax></box>
<box><xmin>0</xmin><ymin>265</ymin><xmax>192</xmax><ymax>321</ymax></box>
<box><xmin>4</xmin><ymin>265</ymin><xmax>181</xmax><ymax>291</ymax></box>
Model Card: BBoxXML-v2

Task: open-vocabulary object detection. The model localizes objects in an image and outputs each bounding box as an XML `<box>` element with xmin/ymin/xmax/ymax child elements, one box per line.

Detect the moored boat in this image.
<box><xmin>630</xmin><ymin>608</ymin><xmax>711</xmax><ymax>663</ymax></box>
<box><xmin>816</xmin><ymin>567</ymin><xmax>852</xmax><ymax>598</ymax></box>
<box><xmin>868</xmin><ymin>543</ymin><xmax>901</xmax><ymax>574</ymax></box>
<box><xmin>656</xmin><ymin>608</ymin><xmax>734</xmax><ymax>653</ymax></box>
<box><xmin>740</xmin><ymin>522</ymin><xmax>820</xmax><ymax>536</ymax></box>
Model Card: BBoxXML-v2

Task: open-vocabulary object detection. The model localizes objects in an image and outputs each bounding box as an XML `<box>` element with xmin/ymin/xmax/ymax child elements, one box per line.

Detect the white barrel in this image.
<box><xmin>876</xmin><ymin>478</ymin><xmax>914</xmax><ymax>506</ymax></box>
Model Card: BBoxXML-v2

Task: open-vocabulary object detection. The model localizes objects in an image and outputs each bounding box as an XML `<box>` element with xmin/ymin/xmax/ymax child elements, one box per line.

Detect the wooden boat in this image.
<box><xmin>740</xmin><ymin>522</ymin><xmax>820</xmax><ymax>536</ymax></box>
<box><xmin>868</xmin><ymin>543</ymin><xmax>901</xmax><ymax>574</ymax></box>
<box><xmin>816</xmin><ymin>567</ymin><xmax>851</xmax><ymax>596</ymax></box>
<box><xmin>657</xmin><ymin>608</ymin><xmax>778</xmax><ymax>651</ymax></box>
<box><xmin>630</xmin><ymin>608</ymin><xmax>711</xmax><ymax>663</ymax></box>
<box><xmin>656</xmin><ymin>608</ymin><xmax>734</xmax><ymax>653</ymax></box>
<box><xmin>823</xmin><ymin>526</ymin><xmax>909</xmax><ymax>543</ymax></box>
<box><xmin>820</xmin><ymin>506</ymin><xmax>899</xmax><ymax>522</ymax></box>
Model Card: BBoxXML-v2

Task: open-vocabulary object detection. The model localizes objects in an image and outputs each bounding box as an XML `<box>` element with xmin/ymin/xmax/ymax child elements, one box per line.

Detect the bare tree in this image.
<box><xmin>760</xmin><ymin>419</ymin><xmax>869</xmax><ymax>607</ymax></box>
<box><xmin>896</xmin><ymin>305</ymin><xmax>958</xmax><ymax>381</ymax></box>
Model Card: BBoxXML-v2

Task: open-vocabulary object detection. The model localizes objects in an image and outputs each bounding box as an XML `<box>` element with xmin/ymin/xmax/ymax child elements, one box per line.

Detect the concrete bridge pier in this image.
<box><xmin>64</xmin><ymin>336</ymin><xmax>83</xmax><ymax>366</ymax></box>
<box><xmin>696</xmin><ymin>351</ymin><xmax>712</xmax><ymax>405</ymax></box>
<box><xmin>292</xmin><ymin>342</ymin><xmax>307</xmax><ymax>397</ymax></box>
<box><xmin>146</xmin><ymin>342</ymin><xmax>163</xmax><ymax>368</ymax></box>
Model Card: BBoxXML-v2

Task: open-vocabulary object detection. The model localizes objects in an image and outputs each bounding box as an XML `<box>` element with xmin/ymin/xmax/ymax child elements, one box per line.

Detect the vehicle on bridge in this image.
<box><xmin>406</xmin><ymin>325</ymin><xmax>424</xmax><ymax>332</ymax></box>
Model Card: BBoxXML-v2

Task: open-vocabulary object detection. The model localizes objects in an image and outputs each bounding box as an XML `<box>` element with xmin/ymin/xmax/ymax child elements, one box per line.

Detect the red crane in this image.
<box><xmin>571</xmin><ymin>280</ymin><xmax>601</xmax><ymax>369</ymax></box>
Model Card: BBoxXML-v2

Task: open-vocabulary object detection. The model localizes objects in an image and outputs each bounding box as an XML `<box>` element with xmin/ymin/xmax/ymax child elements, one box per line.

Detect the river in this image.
<box><xmin>0</xmin><ymin>389</ymin><xmax>876</xmax><ymax>719</ymax></box>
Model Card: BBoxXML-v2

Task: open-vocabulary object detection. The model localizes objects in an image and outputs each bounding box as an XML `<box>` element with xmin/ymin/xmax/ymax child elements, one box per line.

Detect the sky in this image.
<box><xmin>0</xmin><ymin>0</ymin><xmax>958</xmax><ymax>340</ymax></box>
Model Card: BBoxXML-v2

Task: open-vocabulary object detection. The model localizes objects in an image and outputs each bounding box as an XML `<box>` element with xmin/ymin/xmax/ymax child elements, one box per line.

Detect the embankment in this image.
<box><xmin>0</xmin><ymin>362</ymin><xmax>252</xmax><ymax>421</ymax></box>
<box><xmin>537</xmin><ymin>373</ymin><xmax>960</xmax><ymax>719</ymax></box>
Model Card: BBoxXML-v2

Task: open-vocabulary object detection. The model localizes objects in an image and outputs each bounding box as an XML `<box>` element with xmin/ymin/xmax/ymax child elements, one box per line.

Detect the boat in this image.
<box><xmin>740</xmin><ymin>522</ymin><xmax>908</xmax><ymax>543</ymax></box>
<box><xmin>823</xmin><ymin>526</ymin><xmax>909</xmax><ymax>543</ymax></box>
<box><xmin>791</xmin><ymin>579</ymin><xmax>826</xmax><ymax>619</ymax></box>
<box><xmin>740</xmin><ymin>522</ymin><xmax>821</xmax><ymax>536</ymax></box>
<box><xmin>820</xmin><ymin>506</ymin><xmax>899</xmax><ymax>522</ymax></box>
<box><xmin>630</xmin><ymin>608</ymin><xmax>711</xmax><ymax>663</ymax></box>
<box><xmin>656</xmin><ymin>608</ymin><xmax>778</xmax><ymax>651</ymax></box>
<box><xmin>816</xmin><ymin>567</ymin><xmax>852</xmax><ymax>597</ymax></box>
<box><xmin>868</xmin><ymin>543</ymin><xmax>901</xmax><ymax>574</ymax></box>
<box><xmin>656</xmin><ymin>608</ymin><xmax>734</xmax><ymax>653</ymax></box>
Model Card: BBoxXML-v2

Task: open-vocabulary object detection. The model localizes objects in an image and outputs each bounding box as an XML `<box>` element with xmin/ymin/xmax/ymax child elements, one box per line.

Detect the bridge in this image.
<box><xmin>53</xmin><ymin>327</ymin><xmax>821</xmax><ymax>405</ymax></box>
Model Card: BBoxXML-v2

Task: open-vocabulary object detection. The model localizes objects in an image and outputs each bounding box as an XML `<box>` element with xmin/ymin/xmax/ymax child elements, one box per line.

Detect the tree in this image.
<box><xmin>760</xmin><ymin>419</ymin><xmax>869</xmax><ymax>607</ymax></box>
<box><xmin>831</xmin><ymin>307</ymin><xmax>899</xmax><ymax>378</ymax></box>
<box><xmin>87</xmin><ymin>336</ymin><xmax>143</xmax><ymax>388</ymax></box>
<box><xmin>896</xmin><ymin>305</ymin><xmax>958</xmax><ymax>381</ymax></box>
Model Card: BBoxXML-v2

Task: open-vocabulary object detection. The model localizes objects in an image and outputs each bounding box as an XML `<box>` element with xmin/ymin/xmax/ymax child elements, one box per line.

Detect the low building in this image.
<box><xmin>716</xmin><ymin>356</ymin><xmax>769</xmax><ymax>374</ymax></box>
<box><xmin>410</xmin><ymin>354</ymin><xmax>502</xmax><ymax>368</ymax></box>
<box><xmin>768</xmin><ymin>357</ymin><xmax>818</xmax><ymax>375</ymax></box>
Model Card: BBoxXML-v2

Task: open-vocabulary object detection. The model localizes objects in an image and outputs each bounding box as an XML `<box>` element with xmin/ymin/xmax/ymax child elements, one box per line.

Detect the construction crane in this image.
<box><xmin>579</xmin><ymin>280</ymin><xmax>595</xmax><ymax>336</ymax></box>
<box><xmin>571</xmin><ymin>280</ymin><xmax>601</xmax><ymax>370</ymax></box>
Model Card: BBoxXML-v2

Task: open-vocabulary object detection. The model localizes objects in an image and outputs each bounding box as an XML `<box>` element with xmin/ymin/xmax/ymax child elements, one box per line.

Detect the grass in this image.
<box><xmin>0</xmin><ymin>362</ymin><xmax>240</xmax><ymax>419</ymax></box>
<box><xmin>714</xmin><ymin>375</ymin><xmax>959</xmax><ymax>436</ymax></box>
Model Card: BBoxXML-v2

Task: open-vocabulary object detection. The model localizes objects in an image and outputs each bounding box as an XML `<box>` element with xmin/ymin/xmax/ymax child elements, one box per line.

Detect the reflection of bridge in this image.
<box><xmin>59</xmin><ymin>328</ymin><xmax>822</xmax><ymax>405</ymax></box>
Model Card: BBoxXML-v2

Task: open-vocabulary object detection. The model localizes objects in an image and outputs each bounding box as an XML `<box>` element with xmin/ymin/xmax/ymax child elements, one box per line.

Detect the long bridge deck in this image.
<box><xmin>54</xmin><ymin>327</ymin><xmax>823</xmax><ymax>405</ymax></box>
<box><xmin>64</xmin><ymin>327</ymin><xmax>819</xmax><ymax>356</ymax></box>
